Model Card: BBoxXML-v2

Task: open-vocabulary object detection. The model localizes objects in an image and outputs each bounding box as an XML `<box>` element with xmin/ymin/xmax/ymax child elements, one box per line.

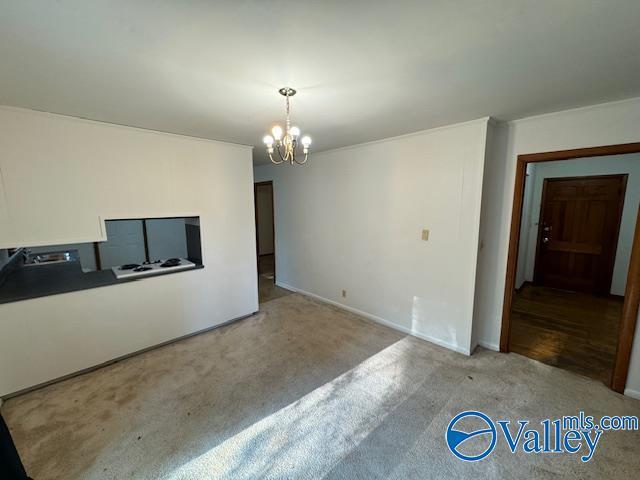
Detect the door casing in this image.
<box><xmin>500</xmin><ymin>142</ymin><xmax>640</xmax><ymax>393</ymax></box>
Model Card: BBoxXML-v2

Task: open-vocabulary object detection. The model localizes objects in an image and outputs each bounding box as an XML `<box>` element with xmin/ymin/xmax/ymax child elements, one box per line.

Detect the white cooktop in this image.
<box><xmin>111</xmin><ymin>258</ymin><xmax>196</xmax><ymax>280</ymax></box>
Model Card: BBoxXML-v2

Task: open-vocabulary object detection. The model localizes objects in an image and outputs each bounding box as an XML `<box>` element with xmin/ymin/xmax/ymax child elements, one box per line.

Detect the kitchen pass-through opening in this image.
<box><xmin>99</xmin><ymin>217</ymin><xmax>202</xmax><ymax>279</ymax></box>
<box><xmin>0</xmin><ymin>216</ymin><xmax>204</xmax><ymax>304</ymax></box>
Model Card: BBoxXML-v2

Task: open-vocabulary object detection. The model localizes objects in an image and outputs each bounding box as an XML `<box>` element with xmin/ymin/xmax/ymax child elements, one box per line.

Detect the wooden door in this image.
<box><xmin>533</xmin><ymin>175</ymin><xmax>627</xmax><ymax>294</ymax></box>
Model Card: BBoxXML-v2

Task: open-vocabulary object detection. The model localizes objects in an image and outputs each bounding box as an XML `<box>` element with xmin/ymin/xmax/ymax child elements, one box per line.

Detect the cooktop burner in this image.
<box><xmin>119</xmin><ymin>264</ymin><xmax>140</xmax><ymax>270</ymax></box>
<box><xmin>142</xmin><ymin>260</ymin><xmax>162</xmax><ymax>265</ymax></box>
<box><xmin>112</xmin><ymin>258</ymin><xmax>195</xmax><ymax>279</ymax></box>
<box><xmin>160</xmin><ymin>258</ymin><xmax>181</xmax><ymax>268</ymax></box>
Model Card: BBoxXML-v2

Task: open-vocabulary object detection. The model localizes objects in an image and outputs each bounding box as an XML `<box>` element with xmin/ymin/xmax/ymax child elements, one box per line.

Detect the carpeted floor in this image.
<box><xmin>2</xmin><ymin>293</ymin><xmax>639</xmax><ymax>479</ymax></box>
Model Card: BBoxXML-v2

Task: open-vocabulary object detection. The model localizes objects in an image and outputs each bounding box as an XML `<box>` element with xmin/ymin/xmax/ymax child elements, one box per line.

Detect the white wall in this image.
<box><xmin>255</xmin><ymin>118</ymin><xmax>489</xmax><ymax>355</ymax></box>
<box><xmin>515</xmin><ymin>154</ymin><xmax>640</xmax><ymax>295</ymax></box>
<box><xmin>473</xmin><ymin>97</ymin><xmax>640</xmax><ymax>398</ymax></box>
<box><xmin>471</xmin><ymin>121</ymin><xmax>499</xmax><ymax>351</ymax></box>
<box><xmin>0</xmin><ymin>106</ymin><xmax>258</xmax><ymax>396</ymax></box>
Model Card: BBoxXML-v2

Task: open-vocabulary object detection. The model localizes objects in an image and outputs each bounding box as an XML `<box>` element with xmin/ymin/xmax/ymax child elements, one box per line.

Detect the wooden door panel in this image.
<box><xmin>577</xmin><ymin>201</ymin><xmax>606</xmax><ymax>244</ymax></box>
<box><xmin>534</xmin><ymin>175</ymin><xmax>626</xmax><ymax>294</ymax></box>
<box><xmin>547</xmin><ymin>241</ymin><xmax>601</xmax><ymax>254</ymax></box>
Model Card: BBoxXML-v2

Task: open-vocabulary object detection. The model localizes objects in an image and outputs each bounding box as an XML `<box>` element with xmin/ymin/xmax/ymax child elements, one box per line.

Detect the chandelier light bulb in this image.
<box><xmin>271</xmin><ymin>125</ymin><xmax>283</xmax><ymax>140</ymax></box>
<box><xmin>263</xmin><ymin>135</ymin><xmax>274</xmax><ymax>146</ymax></box>
<box><xmin>289</xmin><ymin>126</ymin><xmax>300</xmax><ymax>137</ymax></box>
<box><xmin>301</xmin><ymin>136</ymin><xmax>312</xmax><ymax>147</ymax></box>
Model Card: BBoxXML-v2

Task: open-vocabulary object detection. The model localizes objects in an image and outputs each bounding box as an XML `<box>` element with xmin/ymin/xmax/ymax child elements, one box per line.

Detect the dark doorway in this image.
<box><xmin>533</xmin><ymin>175</ymin><xmax>627</xmax><ymax>295</ymax></box>
<box><xmin>254</xmin><ymin>181</ymin><xmax>291</xmax><ymax>304</ymax></box>
<box><xmin>255</xmin><ymin>181</ymin><xmax>275</xmax><ymax>278</ymax></box>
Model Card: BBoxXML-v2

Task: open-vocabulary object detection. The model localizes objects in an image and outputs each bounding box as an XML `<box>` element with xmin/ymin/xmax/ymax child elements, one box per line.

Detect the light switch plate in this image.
<box><xmin>421</xmin><ymin>229</ymin><xmax>429</xmax><ymax>241</ymax></box>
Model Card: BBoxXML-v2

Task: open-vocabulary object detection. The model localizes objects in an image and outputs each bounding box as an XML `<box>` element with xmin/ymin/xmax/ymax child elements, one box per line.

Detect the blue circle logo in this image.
<box><xmin>446</xmin><ymin>411</ymin><xmax>497</xmax><ymax>461</ymax></box>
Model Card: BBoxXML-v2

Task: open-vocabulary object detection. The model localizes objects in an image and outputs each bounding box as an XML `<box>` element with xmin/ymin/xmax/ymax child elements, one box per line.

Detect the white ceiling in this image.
<box><xmin>1</xmin><ymin>1</ymin><xmax>639</xmax><ymax>165</ymax></box>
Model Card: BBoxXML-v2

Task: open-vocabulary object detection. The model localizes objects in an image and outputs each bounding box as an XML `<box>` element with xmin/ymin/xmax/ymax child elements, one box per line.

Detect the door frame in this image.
<box><xmin>532</xmin><ymin>174</ymin><xmax>627</xmax><ymax>294</ymax></box>
<box><xmin>500</xmin><ymin>142</ymin><xmax>640</xmax><ymax>393</ymax></box>
<box><xmin>254</xmin><ymin>181</ymin><xmax>276</xmax><ymax>281</ymax></box>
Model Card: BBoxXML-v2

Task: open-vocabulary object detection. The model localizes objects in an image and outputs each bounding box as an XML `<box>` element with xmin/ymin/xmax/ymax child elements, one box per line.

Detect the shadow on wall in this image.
<box><xmin>471</xmin><ymin>122</ymin><xmax>511</xmax><ymax>349</ymax></box>
<box><xmin>412</xmin><ymin>295</ymin><xmax>462</xmax><ymax>352</ymax></box>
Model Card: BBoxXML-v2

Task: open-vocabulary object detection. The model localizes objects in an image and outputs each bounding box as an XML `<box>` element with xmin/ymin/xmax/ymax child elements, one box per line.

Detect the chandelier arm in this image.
<box><xmin>294</xmin><ymin>152</ymin><xmax>309</xmax><ymax>165</ymax></box>
<box><xmin>269</xmin><ymin>152</ymin><xmax>284</xmax><ymax>165</ymax></box>
<box><xmin>291</xmin><ymin>139</ymin><xmax>297</xmax><ymax>164</ymax></box>
<box><xmin>276</xmin><ymin>144</ymin><xmax>287</xmax><ymax>163</ymax></box>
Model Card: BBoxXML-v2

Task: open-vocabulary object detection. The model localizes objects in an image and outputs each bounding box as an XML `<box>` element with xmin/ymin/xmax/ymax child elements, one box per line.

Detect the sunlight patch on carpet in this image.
<box><xmin>165</xmin><ymin>337</ymin><xmax>423</xmax><ymax>479</ymax></box>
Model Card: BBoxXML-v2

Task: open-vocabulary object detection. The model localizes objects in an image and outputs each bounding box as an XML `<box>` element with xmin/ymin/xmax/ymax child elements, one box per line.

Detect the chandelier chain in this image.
<box><xmin>285</xmin><ymin>93</ymin><xmax>291</xmax><ymax>132</ymax></box>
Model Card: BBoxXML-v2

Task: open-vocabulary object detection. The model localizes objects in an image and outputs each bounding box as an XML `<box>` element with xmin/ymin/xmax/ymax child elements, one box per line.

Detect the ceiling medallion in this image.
<box><xmin>263</xmin><ymin>87</ymin><xmax>311</xmax><ymax>165</ymax></box>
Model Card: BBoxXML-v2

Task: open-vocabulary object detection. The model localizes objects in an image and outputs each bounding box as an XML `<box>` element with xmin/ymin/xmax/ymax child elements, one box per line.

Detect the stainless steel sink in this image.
<box><xmin>24</xmin><ymin>251</ymin><xmax>74</xmax><ymax>266</ymax></box>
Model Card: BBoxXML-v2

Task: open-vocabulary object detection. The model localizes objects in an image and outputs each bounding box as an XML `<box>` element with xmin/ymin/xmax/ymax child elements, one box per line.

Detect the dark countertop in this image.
<box><xmin>0</xmin><ymin>257</ymin><xmax>203</xmax><ymax>305</ymax></box>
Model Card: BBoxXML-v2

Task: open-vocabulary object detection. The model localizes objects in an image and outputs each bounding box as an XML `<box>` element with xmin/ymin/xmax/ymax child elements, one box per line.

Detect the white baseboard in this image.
<box><xmin>624</xmin><ymin>388</ymin><xmax>640</xmax><ymax>400</ymax></box>
<box><xmin>477</xmin><ymin>340</ymin><xmax>500</xmax><ymax>351</ymax></box>
<box><xmin>276</xmin><ymin>281</ymin><xmax>471</xmax><ymax>356</ymax></box>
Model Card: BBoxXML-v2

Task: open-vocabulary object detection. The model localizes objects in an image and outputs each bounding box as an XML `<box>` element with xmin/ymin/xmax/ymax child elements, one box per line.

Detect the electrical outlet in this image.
<box><xmin>342</xmin><ymin>289</ymin><xmax>347</xmax><ymax>298</ymax></box>
<box><xmin>421</xmin><ymin>229</ymin><xmax>429</xmax><ymax>241</ymax></box>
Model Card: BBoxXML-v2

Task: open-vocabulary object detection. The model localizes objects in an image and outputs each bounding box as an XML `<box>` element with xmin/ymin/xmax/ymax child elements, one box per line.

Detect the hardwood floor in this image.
<box><xmin>510</xmin><ymin>284</ymin><xmax>623</xmax><ymax>384</ymax></box>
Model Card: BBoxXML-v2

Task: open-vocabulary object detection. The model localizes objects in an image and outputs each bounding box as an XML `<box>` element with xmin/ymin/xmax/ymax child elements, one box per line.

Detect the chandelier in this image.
<box><xmin>263</xmin><ymin>87</ymin><xmax>311</xmax><ymax>165</ymax></box>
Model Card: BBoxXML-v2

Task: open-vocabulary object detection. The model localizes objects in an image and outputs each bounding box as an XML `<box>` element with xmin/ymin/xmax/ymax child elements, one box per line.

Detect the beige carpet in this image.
<box><xmin>2</xmin><ymin>293</ymin><xmax>639</xmax><ymax>479</ymax></box>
